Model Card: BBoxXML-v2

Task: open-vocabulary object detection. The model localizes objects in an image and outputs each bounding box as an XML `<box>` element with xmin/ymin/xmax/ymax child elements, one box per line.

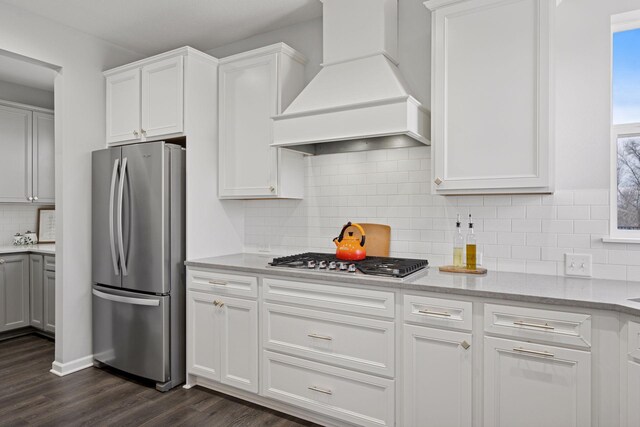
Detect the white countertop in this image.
<box><xmin>0</xmin><ymin>244</ymin><xmax>56</xmax><ymax>255</ymax></box>
<box><xmin>186</xmin><ymin>252</ymin><xmax>640</xmax><ymax>316</ymax></box>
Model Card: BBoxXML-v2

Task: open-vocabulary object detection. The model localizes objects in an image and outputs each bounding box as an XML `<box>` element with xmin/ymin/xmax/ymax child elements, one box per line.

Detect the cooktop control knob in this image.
<box><xmin>339</xmin><ymin>262</ymin><xmax>348</xmax><ymax>271</ymax></box>
<box><xmin>348</xmin><ymin>264</ymin><xmax>357</xmax><ymax>273</ymax></box>
<box><xmin>307</xmin><ymin>260</ymin><xmax>316</xmax><ymax>269</ymax></box>
<box><xmin>328</xmin><ymin>261</ymin><xmax>337</xmax><ymax>270</ymax></box>
<box><xmin>318</xmin><ymin>260</ymin><xmax>327</xmax><ymax>269</ymax></box>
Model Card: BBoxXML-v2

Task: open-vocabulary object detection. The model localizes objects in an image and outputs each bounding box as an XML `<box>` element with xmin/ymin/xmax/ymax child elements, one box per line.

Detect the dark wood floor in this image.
<box><xmin>0</xmin><ymin>335</ymin><xmax>318</xmax><ymax>426</ymax></box>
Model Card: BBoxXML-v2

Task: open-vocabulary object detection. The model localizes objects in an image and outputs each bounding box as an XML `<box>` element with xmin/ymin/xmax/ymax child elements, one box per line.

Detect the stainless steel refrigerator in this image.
<box><xmin>91</xmin><ymin>141</ymin><xmax>185</xmax><ymax>391</ymax></box>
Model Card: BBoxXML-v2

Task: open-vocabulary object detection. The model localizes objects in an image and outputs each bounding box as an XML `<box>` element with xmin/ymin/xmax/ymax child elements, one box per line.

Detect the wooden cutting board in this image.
<box><xmin>352</xmin><ymin>223</ymin><xmax>391</xmax><ymax>257</ymax></box>
<box><xmin>439</xmin><ymin>265</ymin><xmax>488</xmax><ymax>275</ymax></box>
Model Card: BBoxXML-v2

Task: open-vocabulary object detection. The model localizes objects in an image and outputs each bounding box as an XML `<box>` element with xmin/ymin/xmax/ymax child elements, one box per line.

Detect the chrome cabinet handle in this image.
<box><xmin>434</xmin><ymin>177</ymin><xmax>443</xmax><ymax>185</ymax></box>
<box><xmin>27</xmin><ymin>196</ymin><xmax>33</xmax><ymax>201</ymax></box>
<box><xmin>513</xmin><ymin>320</ymin><xmax>554</xmax><ymax>330</ymax></box>
<box><xmin>308</xmin><ymin>333</ymin><xmax>333</xmax><ymax>341</ymax></box>
<box><xmin>513</xmin><ymin>347</ymin><xmax>554</xmax><ymax>358</ymax></box>
<box><xmin>117</xmin><ymin>157</ymin><xmax>128</xmax><ymax>276</ymax></box>
<box><xmin>141</xmin><ymin>129</ymin><xmax>146</xmax><ymax>135</ymax></box>
<box><xmin>308</xmin><ymin>386</ymin><xmax>332</xmax><ymax>395</ymax></box>
<box><xmin>208</xmin><ymin>280</ymin><xmax>227</xmax><ymax>286</ymax></box>
<box><xmin>0</xmin><ymin>259</ymin><xmax>4</xmax><ymax>264</ymax></box>
<box><xmin>269</xmin><ymin>186</ymin><xmax>275</xmax><ymax>193</ymax></box>
<box><xmin>213</xmin><ymin>300</ymin><xmax>224</xmax><ymax>307</ymax></box>
<box><xmin>133</xmin><ymin>130</ymin><xmax>139</xmax><ymax>137</ymax></box>
<box><xmin>33</xmin><ymin>196</ymin><xmax>38</xmax><ymax>201</ymax></box>
<box><xmin>418</xmin><ymin>309</ymin><xmax>451</xmax><ymax>317</ymax></box>
<box><xmin>461</xmin><ymin>340</ymin><xmax>471</xmax><ymax>350</ymax></box>
<box><xmin>109</xmin><ymin>158</ymin><xmax>120</xmax><ymax>276</ymax></box>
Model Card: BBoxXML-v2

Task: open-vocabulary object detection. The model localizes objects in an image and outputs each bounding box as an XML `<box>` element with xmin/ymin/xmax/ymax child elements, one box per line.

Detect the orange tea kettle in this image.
<box><xmin>333</xmin><ymin>222</ymin><xmax>366</xmax><ymax>261</ymax></box>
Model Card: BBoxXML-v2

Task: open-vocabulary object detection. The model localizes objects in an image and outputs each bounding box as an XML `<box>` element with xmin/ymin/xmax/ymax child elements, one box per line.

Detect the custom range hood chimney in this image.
<box><xmin>271</xmin><ymin>0</ymin><xmax>430</xmax><ymax>155</ymax></box>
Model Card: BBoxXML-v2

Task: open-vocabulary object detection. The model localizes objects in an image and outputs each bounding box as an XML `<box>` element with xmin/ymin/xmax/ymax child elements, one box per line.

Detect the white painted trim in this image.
<box><xmin>218</xmin><ymin>43</ymin><xmax>307</xmax><ymax>66</ymax></box>
<box><xmin>104</xmin><ymin>46</ymin><xmax>218</xmax><ymax>76</ymax></box>
<box><xmin>50</xmin><ymin>355</ymin><xmax>94</xmax><ymax>376</ymax></box>
<box><xmin>0</xmin><ymin>99</ymin><xmax>54</xmax><ymax>114</ymax></box>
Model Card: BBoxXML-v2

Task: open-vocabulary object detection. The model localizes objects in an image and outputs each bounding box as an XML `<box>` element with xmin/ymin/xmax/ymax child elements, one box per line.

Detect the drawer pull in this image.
<box><xmin>307</xmin><ymin>333</ymin><xmax>333</xmax><ymax>341</ymax></box>
<box><xmin>513</xmin><ymin>320</ymin><xmax>554</xmax><ymax>330</ymax></box>
<box><xmin>208</xmin><ymin>280</ymin><xmax>228</xmax><ymax>286</ymax></box>
<box><xmin>513</xmin><ymin>347</ymin><xmax>554</xmax><ymax>358</ymax></box>
<box><xmin>213</xmin><ymin>300</ymin><xmax>225</xmax><ymax>307</ymax></box>
<box><xmin>308</xmin><ymin>385</ymin><xmax>333</xmax><ymax>395</ymax></box>
<box><xmin>418</xmin><ymin>309</ymin><xmax>451</xmax><ymax>317</ymax></box>
<box><xmin>461</xmin><ymin>340</ymin><xmax>471</xmax><ymax>350</ymax></box>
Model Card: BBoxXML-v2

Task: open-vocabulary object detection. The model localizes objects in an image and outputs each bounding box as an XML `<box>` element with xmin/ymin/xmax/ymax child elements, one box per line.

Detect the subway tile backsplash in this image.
<box><xmin>244</xmin><ymin>146</ymin><xmax>631</xmax><ymax>281</ymax></box>
<box><xmin>0</xmin><ymin>204</ymin><xmax>40</xmax><ymax>246</ymax></box>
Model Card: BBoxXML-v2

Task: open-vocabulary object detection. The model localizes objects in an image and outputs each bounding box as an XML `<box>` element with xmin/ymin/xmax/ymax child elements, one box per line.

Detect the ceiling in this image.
<box><xmin>0</xmin><ymin>0</ymin><xmax>323</xmax><ymax>56</ymax></box>
<box><xmin>0</xmin><ymin>53</ymin><xmax>55</xmax><ymax>91</ymax></box>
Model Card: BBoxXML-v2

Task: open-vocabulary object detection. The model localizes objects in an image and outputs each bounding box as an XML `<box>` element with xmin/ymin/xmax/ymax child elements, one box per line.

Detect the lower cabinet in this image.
<box><xmin>0</xmin><ymin>254</ymin><xmax>29</xmax><ymax>332</ymax></box>
<box><xmin>628</xmin><ymin>359</ymin><xmax>640</xmax><ymax>427</ymax></box>
<box><xmin>187</xmin><ymin>290</ymin><xmax>258</xmax><ymax>393</ymax></box>
<box><xmin>28</xmin><ymin>254</ymin><xmax>55</xmax><ymax>334</ymax></box>
<box><xmin>403</xmin><ymin>324</ymin><xmax>472</xmax><ymax>427</ymax></box>
<box><xmin>484</xmin><ymin>336</ymin><xmax>591</xmax><ymax>427</ymax></box>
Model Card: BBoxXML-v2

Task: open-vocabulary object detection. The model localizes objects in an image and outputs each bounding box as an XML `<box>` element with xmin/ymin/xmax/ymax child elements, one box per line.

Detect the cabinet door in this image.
<box><xmin>0</xmin><ymin>104</ymin><xmax>32</xmax><ymax>202</ymax></box>
<box><xmin>220</xmin><ymin>295</ymin><xmax>258</xmax><ymax>393</ymax></box>
<box><xmin>429</xmin><ymin>0</ymin><xmax>554</xmax><ymax>194</ymax></box>
<box><xmin>219</xmin><ymin>54</ymin><xmax>279</xmax><ymax>198</ymax></box>
<box><xmin>43</xmin><ymin>270</ymin><xmax>55</xmax><ymax>333</ymax></box>
<box><xmin>106</xmin><ymin>68</ymin><xmax>141</xmax><ymax>144</ymax></box>
<box><xmin>29</xmin><ymin>255</ymin><xmax>43</xmax><ymax>329</ymax></box>
<box><xmin>484</xmin><ymin>336</ymin><xmax>591</xmax><ymax>427</ymax></box>
<box><xmin>33</xmin><ymin>112</ymin><xmax>55</xmax><ymax>203</ymax></box>
<box><xmin>628</xmin><ymin>359</ymin><xmax>640</xmax><ymax>427</ymax></box>
<box><xmin>403</xmin><ymin>324</ymin><xmax>472</xmax><ymax>427</ymax></box>
<box><xmin>186</xmin><ymin>291</ymin><xmax>221</xmax><ymax>381</ymax></box>
<box><xmin>141</xmin><ymin>56</ymin><xmax>184</xmax><ymax>139</ymax></box>
<box><xmin>0</xmin><ymin>255</ymin><xmax>29</xmax><ymax>332</ymax></box>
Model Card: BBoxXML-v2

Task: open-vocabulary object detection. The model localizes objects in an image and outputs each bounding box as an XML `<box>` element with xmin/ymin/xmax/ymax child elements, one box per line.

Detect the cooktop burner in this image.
<box><xmin>269</xmin><ymin>252</ymin><xmax>428</xmax><ymax>278</ymax></box>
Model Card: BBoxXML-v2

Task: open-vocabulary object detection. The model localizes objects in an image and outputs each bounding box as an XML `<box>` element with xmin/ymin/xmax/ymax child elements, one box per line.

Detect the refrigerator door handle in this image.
<box><xmin>117</xmin><ymin>157</ymin><xmax>128</xmax><ymax>276</ymax></box>
<box><xmin>92</xmin><ymin>289</ymin><xmax>160</xmax><ymax>306</ymax></box>
<box><xmin>109</xmin><ymin>158</ymin><xmax>120</xmax><ymax>276</ymax></box>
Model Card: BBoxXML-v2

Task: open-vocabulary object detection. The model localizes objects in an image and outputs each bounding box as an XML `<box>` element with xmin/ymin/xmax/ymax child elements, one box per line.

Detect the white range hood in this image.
<box><xmin>272</xmin><ymin>0</ymin><xmax>430</xmax><ymax>155</ymax></box>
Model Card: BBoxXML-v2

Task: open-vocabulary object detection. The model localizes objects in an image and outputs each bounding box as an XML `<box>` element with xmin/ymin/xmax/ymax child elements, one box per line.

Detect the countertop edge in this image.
<box><xmin>185</xmin><ymin>257</ymin><xmax>640</xmax><ymax>317</ymax></box>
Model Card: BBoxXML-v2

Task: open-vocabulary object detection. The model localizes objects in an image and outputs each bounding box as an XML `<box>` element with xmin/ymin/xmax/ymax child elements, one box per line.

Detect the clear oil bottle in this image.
<box><xmin>453</xmin><ymin>214</ymin><xmax>464</xmax><ymax>267</ymax></box>
<box><xmin>466</xmin><ymin>214</ymin><xmax>477</xmax><ymax>270</ymax></box>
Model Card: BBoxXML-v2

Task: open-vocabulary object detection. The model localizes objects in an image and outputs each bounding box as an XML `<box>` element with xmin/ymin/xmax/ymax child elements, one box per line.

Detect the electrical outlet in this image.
<box><xmin>565</xmin><ymin>253</ymin><xmax>592</xmax><ymax>277</ymax></box>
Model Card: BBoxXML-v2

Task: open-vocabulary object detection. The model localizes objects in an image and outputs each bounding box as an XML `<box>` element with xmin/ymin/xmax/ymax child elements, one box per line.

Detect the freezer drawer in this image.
<box><xmin>92</xmin><ymin>285</ymin><xmax>170</xmax><ymax>382</ymax></box>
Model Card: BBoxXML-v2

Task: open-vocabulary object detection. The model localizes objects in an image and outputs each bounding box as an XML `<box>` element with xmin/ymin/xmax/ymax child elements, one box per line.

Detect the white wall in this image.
<box><xmin>0</xmin><ymin>79</ymin><xmax>54</xmax><ymax>109</ymax></box>
<box><xmin>0</xmin><ymin>2</ymin><xmax>142</xmax><ymax>371</ymax></box>
<box><xmin>237</xmin><ymin>0</ymin><xmax>640</xmax><ymax>282</ymax></box>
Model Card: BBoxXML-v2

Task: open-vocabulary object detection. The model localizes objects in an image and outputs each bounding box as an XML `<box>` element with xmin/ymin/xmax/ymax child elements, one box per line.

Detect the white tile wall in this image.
<box><xmin>0</xmin><ymin>204</ymin><xmax>40</xmax><ymax>245</ymax></box>
<box><xmin>244</xmin><ymin>146</ymin><xmax>632</xmax><ymax>281</ymax></box>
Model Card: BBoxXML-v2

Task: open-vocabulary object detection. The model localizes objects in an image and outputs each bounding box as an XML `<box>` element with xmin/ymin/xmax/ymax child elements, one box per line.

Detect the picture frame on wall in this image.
<box><xmin>37</xmin><ymin>207</ymin><xmax>56</xmax><ymax>243</ymax></box>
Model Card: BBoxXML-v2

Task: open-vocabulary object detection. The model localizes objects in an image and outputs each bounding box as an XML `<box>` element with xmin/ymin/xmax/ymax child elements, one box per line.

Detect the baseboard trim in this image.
<box><xmin>50</xmin><ymin>355</ymin><xmax>94</xmax><ymax>377</ymax></box>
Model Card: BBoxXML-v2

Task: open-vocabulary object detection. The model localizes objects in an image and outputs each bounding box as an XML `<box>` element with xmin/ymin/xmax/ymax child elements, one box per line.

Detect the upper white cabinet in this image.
<box><xmin>218</xmin><ymin>43</ymin><xmax>306</xmax><ymax>199</ymax></box>
<box><xmin>425</xmin><ymin>0</ymin><xmax>555</xmax><ymax>194</ymax></box>
<box><xmin>0</xmin><ymin>101</ymin><xmax>54</xmax><ymax>203</ymax></box>
<box><xmin>105</xmin><ymin>48</ymin><xmax>205</xmax><ymax>145</ymax></box>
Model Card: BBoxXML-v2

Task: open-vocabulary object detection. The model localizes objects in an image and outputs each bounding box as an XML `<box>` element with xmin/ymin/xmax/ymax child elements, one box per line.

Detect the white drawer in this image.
<box><xmin>484</xmin><ymin>303</ymin><xmax>591</xmax><ymax>349</ymax></box>
<box><xmin>262</xmin><ymin>351</ymin><xmax>395</xmax><ymax>427</ymax></box>
<box><xmin>263</xmin><ymin>277</ymin><xmax>395</xmax><ymax>319</ymax></box>
<box><xmin>404</xmin><ymin>294</ymin><xmax>473</xmax><ymax>331</ymax></box>
<box><xmin>263</xmin><ymin>302</ymin><xmax>395</xmax><ymax>377</ymax></box>
<box><xmin>187</xmin><ymin>268</ymin><xmax>257</xmax><ymax>298</ymax></box>
<box><xmin>628</xmin><ymin>320</ymin><xmax>640</xmax><ymax>361</ymax></box>
<box><xmin>44</xmin><ymin>255</ymin><xmax>55</xmax><ymax>272</ymax></box>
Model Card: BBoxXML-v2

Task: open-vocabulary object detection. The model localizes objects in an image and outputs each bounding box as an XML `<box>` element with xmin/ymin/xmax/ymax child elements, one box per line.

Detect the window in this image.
<box><xmin>611</xmin><ymin>14</ymin><xmax>640</xmax><ymax>239</ymax></box>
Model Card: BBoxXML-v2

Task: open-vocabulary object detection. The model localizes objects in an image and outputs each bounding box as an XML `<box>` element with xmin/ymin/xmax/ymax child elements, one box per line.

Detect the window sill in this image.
<box><xmin>602</xmin><ymin>236</ymin><xmax>640</xmax><ymax>244</ymax></box>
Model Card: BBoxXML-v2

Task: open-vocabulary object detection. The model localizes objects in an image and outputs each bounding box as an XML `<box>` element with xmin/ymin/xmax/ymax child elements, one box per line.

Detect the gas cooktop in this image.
<box><xmin>268</xmin><ymin>252</ymin><xmax>428</xmax><ymax>278</ymax></box>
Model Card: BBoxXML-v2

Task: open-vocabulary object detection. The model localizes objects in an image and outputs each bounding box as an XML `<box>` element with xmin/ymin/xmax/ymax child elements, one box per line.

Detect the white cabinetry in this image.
<box><xmin>186</xmin><ymin>273</ymin><xmax>258</xmax><ymax>393</ymax></box>
<box><xmin>105</xmin><ymin>49</ymin><xmax>203</xmax><ymax>145</ymax></box>
<box><xmin>0</xmin><ymin>254</ymin><xmax>29</xmax><ymax>332</ymax></box>
<box><xmin>484</xmin><ymin>336</ymin><xmax>591</xmax><ymax>427</ymax></box>
<box><xmin>425</xmin><ymin>0</ymin><xmax>555</xmax><ymax>194</ymax></box>
<box><xmin>403</xmin><ymin>295</ymin><xmax>473</xmax><ymax>427</ymax></box>
<box><xmin>218</xmin><ymin>43</ymin><xmax>306</xmax><ymax>199</ymax></box>
<box><xmin>624</xmin><ymin>320</ymin><xmax>640</xmax><ymax>427</ymax></box>
<box><xmin>0</xmin><ymin>101</ymin><xmax>54</xmax><ymax>203</ymax></box>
